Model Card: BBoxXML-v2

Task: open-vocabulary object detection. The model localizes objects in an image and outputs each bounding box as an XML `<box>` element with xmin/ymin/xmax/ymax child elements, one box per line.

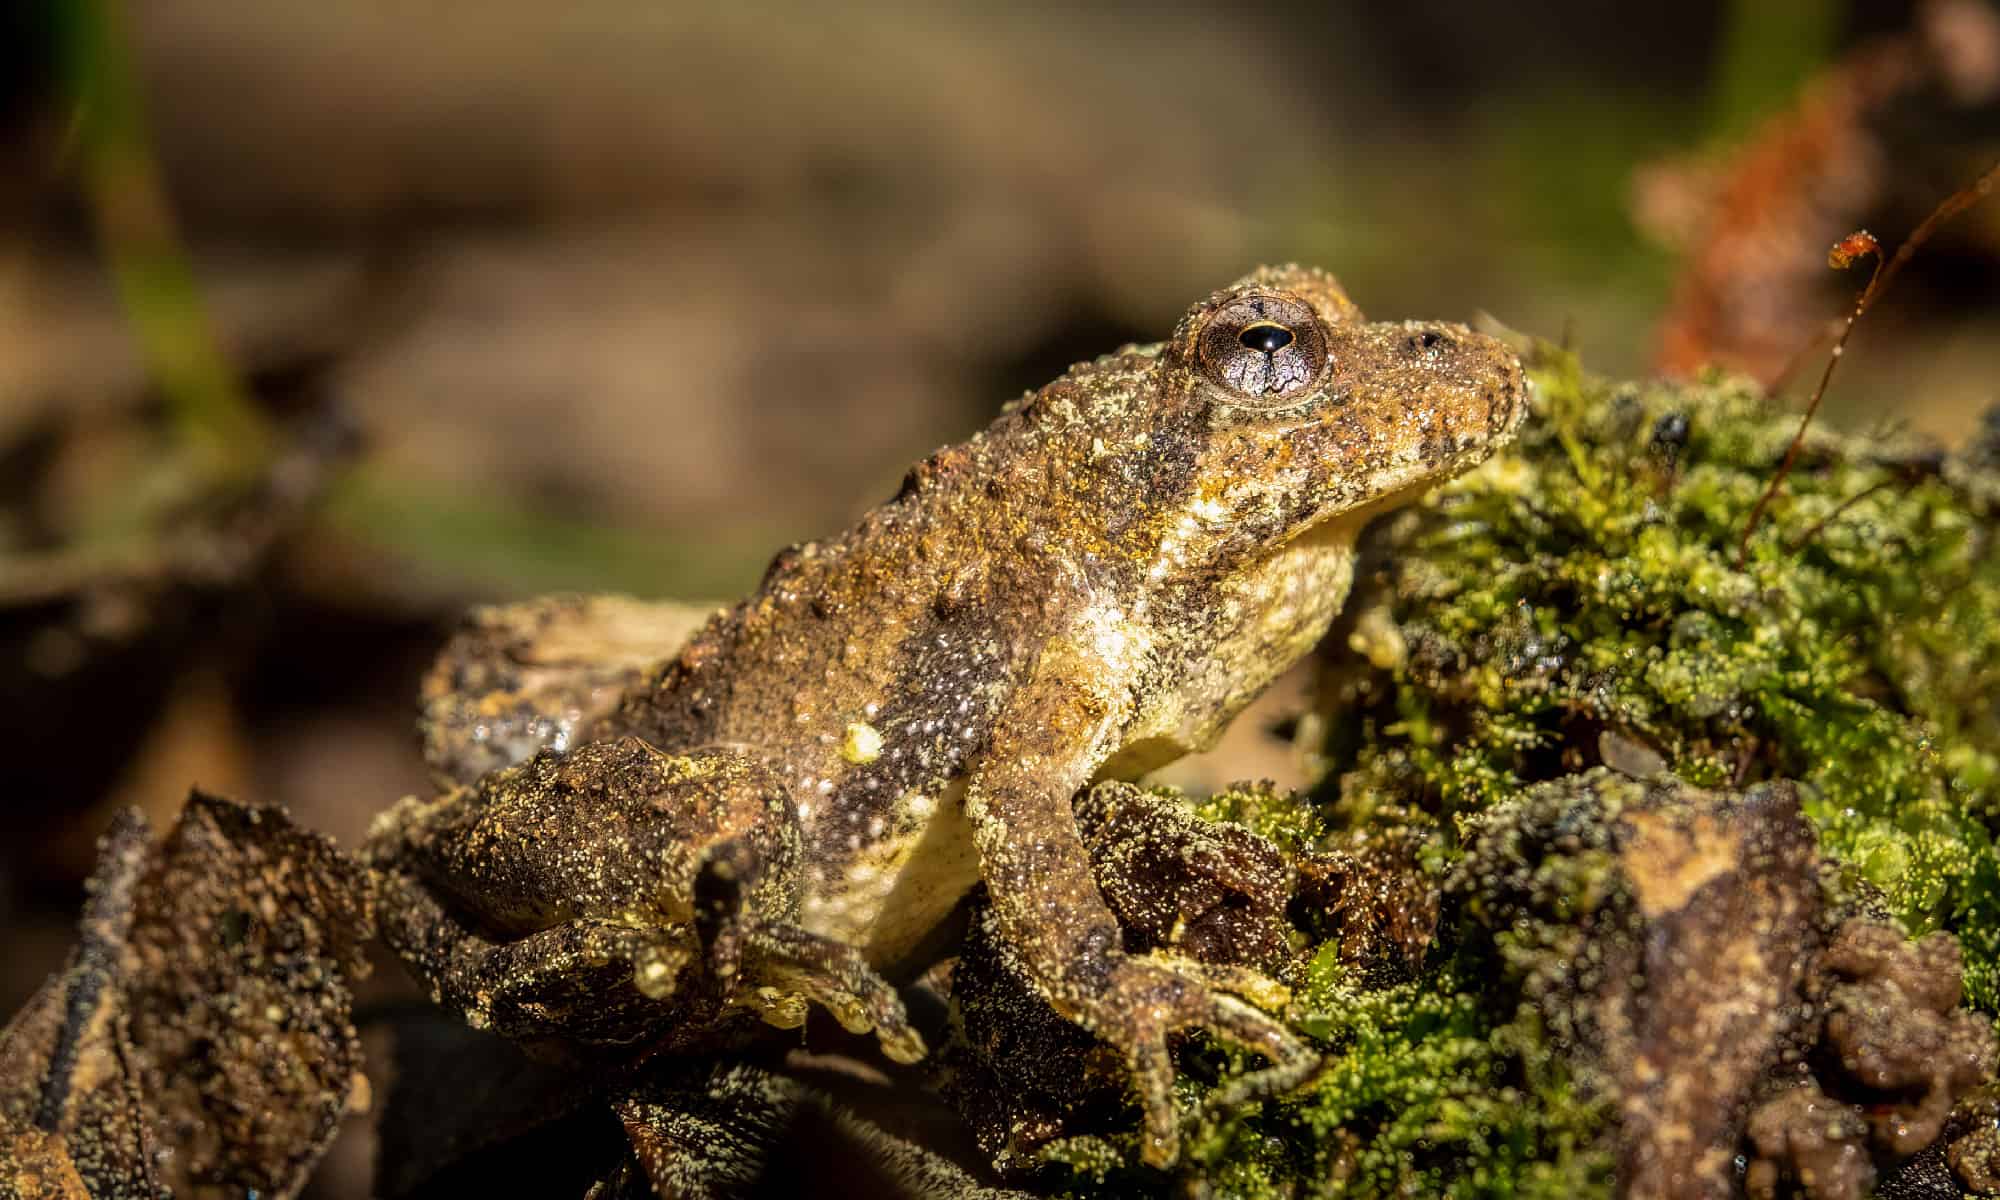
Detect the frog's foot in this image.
<box><xmin>1083</xmin><ymin>954</ymin><xmax>1318</xmax><ymax>1169</ymax></box>
<box><xmin>687</xmin><ymin>841</ymin><xmax>924</xmax><ymax>1065</ymax></box>
<box><xmin>730</xmin><ymin>922</ymin><xmax>926</xmax><ymax>1065</ymax></box>
<box><xmin>1146</xmin><ymin>952</ymin><xmax>1293</xmax><ymax>1014</ymax></box>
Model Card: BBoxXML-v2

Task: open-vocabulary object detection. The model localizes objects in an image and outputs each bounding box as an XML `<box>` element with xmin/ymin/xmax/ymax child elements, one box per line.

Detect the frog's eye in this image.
<box><xmin>1197</xmin><ymin>292</ymin><xmax>1330</xmax><ymax>405</ymax></box>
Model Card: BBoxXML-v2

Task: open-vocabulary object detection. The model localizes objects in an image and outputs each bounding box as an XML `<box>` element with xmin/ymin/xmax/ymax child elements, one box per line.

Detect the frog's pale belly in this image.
<box><xmin>798</xmin><ymin>777</ymin><xmax>982</xmax><ymax>968</ymax></box>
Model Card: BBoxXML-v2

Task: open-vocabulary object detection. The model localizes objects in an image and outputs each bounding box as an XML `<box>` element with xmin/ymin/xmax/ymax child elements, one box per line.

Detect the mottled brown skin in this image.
<box><xmin>614</xmin><ymin>1062</ymin><xmax>1029</xmax><ymax>1199</ymax></box>
<box><xmin>368</xmin><ymin>265</ymin><xmax>1527</xmax><ymax>1165</ymax></box>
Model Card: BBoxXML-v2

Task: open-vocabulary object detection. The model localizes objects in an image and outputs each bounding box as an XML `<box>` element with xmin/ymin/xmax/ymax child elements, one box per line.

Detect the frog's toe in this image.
<box><xmin>1197</xmin><ymin>992</ymin><xmax>1321</xmax><ymax>1109</ymax></box>
<box><xmin>1125</xmin><ymin>1025</ymin><xmax>1182</xmax><ymax>1168</ymax></box>
<box><xmin>841</xmin><ymin>982</ymin><xmax>925</xmax><ymax>1063</ymax></box>
<box><xmin>875</xmin><ymin>1017</ymin><xmax>928</xmax><ymax>1065</ymax></box>
<box><xmin>1097</xmin><ymin>957</ymin><xmax>1318</xmax><ymax>1168</ymax></box>
<box><xmin>1163</xmin><ymin>955</ymin><xmax>1292</xmax><ymax>1013</ymax></box>
<box><xmin>741</xmin><ymin>922</ymin><xmax>926</xmax><ymax>1065</ymax></box>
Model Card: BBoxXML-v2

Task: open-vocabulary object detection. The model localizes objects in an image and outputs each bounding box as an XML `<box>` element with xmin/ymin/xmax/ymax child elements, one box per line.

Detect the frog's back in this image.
<box><xmin>598</xmin><ymin>422</ymin><xmax>1077</xmax><ymax>864</ymax></box>
<box><xmin>600</xmin><ymin>332</ymin><xmax>1276</xmax><ymax>839</ymax></box>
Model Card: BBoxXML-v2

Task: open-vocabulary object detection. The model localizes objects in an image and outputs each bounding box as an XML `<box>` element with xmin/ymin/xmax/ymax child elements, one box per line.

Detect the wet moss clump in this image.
<box><xmin>1232</xmin><ymin>952</ymin><xmax>1613</xmax><ymax>1199</ymax></box>
<box><xmin>1189</xmin><ymin>784</ymin><xmax>1613</xmax><ymax>1197</ymax></box>
<box><xmin>1330</xmin><ymin>348</ymin><xmax>2000</xmax><ymax>1002</ymax></box>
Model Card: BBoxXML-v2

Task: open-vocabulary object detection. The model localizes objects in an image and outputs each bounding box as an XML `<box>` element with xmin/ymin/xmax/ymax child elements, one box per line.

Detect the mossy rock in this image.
<box><xmin>1327</xmin><ymin>347</ymin><xmax>1999</xmax><ymax>1001</ymax></box>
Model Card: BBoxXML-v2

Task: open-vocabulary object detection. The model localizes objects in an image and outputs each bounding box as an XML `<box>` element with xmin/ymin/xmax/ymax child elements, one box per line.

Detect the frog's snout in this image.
<box><xmin>1470</xmin><ymin>343</ymin><xmax>1528</xmax><ymax>441</ymax></box>
<box><xmin>1403</xmin><ymin>321</ymin><xmax>1528</xmax><ymax>443</ymax></box>
<box><xmin>1490</xmin><ymin>344</ymin><xmax>1531</xmax><ymax>440</ymax></box>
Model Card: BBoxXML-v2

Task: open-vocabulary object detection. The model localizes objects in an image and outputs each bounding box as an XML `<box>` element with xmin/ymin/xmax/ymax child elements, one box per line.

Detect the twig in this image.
<box><xmin>1784</xmin><ymin>477</ymin><xmax>1891</xmax><ymax>555</ymax></box>
<box><xmin>1734</xmin><ymin>159</ymin><xmax>2000</xmax><ymax>566</ymax></box>
<box><xmin>34</xmin><ymin>810</ymin><xmax>149</xmax><ymax>1133</ymax></box>
<box><xmin>1732</xmin><ymin>735</ymin><xmax>1761</xmax><ymax>788</ymax></box>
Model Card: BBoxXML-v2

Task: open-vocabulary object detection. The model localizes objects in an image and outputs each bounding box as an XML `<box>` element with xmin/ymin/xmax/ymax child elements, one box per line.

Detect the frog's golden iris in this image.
<box><xmin>1196</xmin><ymin>290</ymin><xmax>1331</xmax><ymax>403</ymax></box>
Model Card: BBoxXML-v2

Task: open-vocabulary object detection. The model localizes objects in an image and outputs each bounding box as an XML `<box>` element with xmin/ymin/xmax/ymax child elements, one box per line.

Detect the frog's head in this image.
<box><xmin>1136</xmin><ymin>264</ymin><xmax>1527</xmax><ymax>573</ymax></box>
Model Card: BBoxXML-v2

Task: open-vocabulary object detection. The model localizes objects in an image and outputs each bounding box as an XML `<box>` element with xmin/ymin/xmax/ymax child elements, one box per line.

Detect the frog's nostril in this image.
<box><xmin>1491</xmin><ymin>372</ymin><xmax>1526</xmax><ymax>433</ymax></box>
<box><xmin>1419</xmin><ymin>330</ymin><xmax>1449</xmax><ymax>350</ymax></box>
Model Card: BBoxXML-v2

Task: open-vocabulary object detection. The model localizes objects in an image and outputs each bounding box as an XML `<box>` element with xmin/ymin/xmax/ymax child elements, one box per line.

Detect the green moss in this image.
<box><xmin>1197</xmin><ymin>781</ymin><xmax>1330</xmax><ymax>856</ymax></box>
<box><xmin>1030</xmin><ymin>943</ymin><xmax>1612</xmax><ymax>1200</ymax></box>
<box><xmin>1331</xmin><ymin>349</ymin><xmax>2000</xmax><ymax>1001</ymax></box>
<box><xmin>1275</xmin><ymin>952</ymin><xmax>1613</xmax><ymax>1198</ymax></box>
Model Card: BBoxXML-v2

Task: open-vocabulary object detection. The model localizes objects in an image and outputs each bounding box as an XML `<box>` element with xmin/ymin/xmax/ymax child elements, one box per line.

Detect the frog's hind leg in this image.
<box><xmin>371</xmin><ymin>736</ymin><xmax>924</xmax><ymax>1067</ymax></box>
<box><xmin>612</xmin><ymin>1061</ymin><xmax>1020</xmax><ymax>1200</ymax></box>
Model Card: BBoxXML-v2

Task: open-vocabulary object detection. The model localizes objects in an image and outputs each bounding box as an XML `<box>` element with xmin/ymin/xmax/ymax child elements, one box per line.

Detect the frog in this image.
<box><xmin>365</xmin><ymin>264</ymin><xmax>1528</xmax><ymax>1167</ymax></box>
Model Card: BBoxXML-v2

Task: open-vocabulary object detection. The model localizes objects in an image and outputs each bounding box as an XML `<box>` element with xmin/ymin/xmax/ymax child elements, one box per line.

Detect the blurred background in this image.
<box><xmin>2</xmin><ymin>0</ymin><xmax>1999</xmax><ymax>1151</ymax></box>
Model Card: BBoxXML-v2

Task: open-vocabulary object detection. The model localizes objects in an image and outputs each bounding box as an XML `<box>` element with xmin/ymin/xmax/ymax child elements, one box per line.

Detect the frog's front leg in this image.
<box><xmin>693</xmin><ymin>836</ymin><xmax>926</xmax><ymax>1064</ymax></box>
<box><xmin>366</xmin><ymin>737</ymin><xmax>920</xmax><ymax>1062</ymax></box>
<box><xmin>964</xmin><ymin>666</ymin><xmax>1318</xmax><ymax>1168</ymax></box>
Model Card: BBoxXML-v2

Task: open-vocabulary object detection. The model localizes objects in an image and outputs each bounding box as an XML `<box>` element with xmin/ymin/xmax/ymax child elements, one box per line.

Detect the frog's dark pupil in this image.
<box><xmin>1239</xmin><ymin>322</ymin><xmax>1294</xmax><ymax>353</ymax></box>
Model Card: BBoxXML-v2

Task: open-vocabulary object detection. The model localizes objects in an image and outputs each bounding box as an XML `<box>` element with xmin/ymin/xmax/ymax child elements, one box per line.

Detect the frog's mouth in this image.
<box><xmin>1289</xmin><ymin>469</ymin><xmax>1458</xmax><ymax>550</ymax></box>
